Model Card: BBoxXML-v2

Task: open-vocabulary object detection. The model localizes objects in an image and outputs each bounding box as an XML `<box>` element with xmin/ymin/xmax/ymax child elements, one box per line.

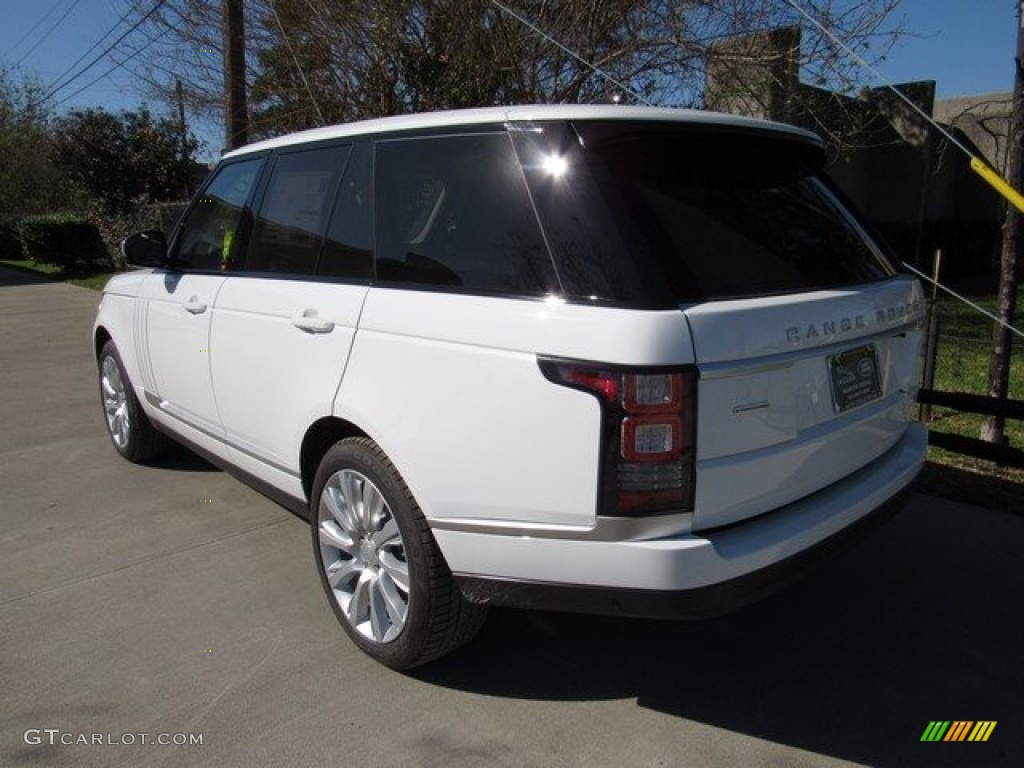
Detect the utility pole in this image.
<box><xmin>176</xmin><ymin>79</ymin><xmax>190</xmax><ymax>199</ymax></box>
<box><xmin>223</xmin><ymin>0</ymin><xmax>248</xmax><ymax>151</ymax></box>
<box><xmin>982</xmin><ymin>0</ymin><xmax>1023</xmax><ymax>447</ymax></box>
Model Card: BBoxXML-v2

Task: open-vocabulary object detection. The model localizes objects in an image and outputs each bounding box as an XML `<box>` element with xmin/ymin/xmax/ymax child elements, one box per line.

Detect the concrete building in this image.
<box><xmin>705</xmin><ymin>27</ymin><xmax>1009</xmax><ymax>274</ymax></box>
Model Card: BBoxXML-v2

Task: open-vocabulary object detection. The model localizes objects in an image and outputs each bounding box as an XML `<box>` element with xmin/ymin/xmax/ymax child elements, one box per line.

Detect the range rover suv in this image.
<box><xmin>94</xmin><ymin>105</ymin><xmax>926</xmax><ymax>669</ymax></box>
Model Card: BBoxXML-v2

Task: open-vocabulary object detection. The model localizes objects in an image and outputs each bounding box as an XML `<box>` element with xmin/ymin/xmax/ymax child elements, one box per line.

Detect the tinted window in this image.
<box><xmin>246</xmin><ymin>146</ymin><xmax>349</xmax><ymax>275</ymax></box>
<box><xmin>512</xmin><ymin>121</ymin><xmax>892</xmax><ymax>307</ymax></box>
<box><xmin>375</xmin><ymin>133</ymin><xmax>559</xmax><ymax>296</ymax></box>
<box><xmin>319</xmin><ymin>142</ymin><xmax>373</xmax><ymax>280</ymax></box>
<box><xmin>175</xmin><ymin>158</ymin><xmax>263</xmax><ymax>271</ymax></box>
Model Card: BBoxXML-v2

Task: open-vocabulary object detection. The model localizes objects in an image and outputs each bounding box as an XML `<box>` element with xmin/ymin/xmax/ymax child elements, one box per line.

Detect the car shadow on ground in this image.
<box><xmin>145</xmin><ymin>443</ymin><xmax>222</xmax><ymax>472</ymax></box>
<box><xmin>417</xmin><ymin>505</ymin><xmax>1022</xmax><ymax>767</ymax></box>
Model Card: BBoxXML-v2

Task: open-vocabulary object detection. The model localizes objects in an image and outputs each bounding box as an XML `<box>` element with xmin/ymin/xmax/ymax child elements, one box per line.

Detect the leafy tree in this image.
<box><xmin>50</xmin><ymin>107</ymin><xmax>199</xmax><ymax>215</ymax></box>
<box><xmin>0</xmin><ymin>68</ymin><xmax>79</xmax><ymax>219</ymax></box>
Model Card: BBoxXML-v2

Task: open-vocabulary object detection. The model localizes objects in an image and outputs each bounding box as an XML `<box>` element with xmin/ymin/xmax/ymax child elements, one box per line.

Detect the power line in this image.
<box><xmin>13</xmin><ymin>0</ymin><xmax>84</xmax><ymax>67</ymax></box>
<box><xmin>51</xmin><ymin>31</ymin><xmax>163</xmax><ymax>110</ymax></box>
<box><xmin>37</xmin><ymin>0</ymin><xmax>145</xmax><ymax>100</ymax></box>
<box><xmin>902</xmin><ymin>262</ymin><xmax>1024</xmax><ymax>339</ymax></box>
<box><xmin>781</xmin><ymin>0</ymin><xmax>1024</xmax><ymax>338</ymax></box>
<box><xmin>489</xmin><ymin>0</ymin><xmax>652</xmax><ymax>106</ymax></box>
<box><xmin>780</xmin><ymin>0</ymin><xmax>974</xmax><ymax>159</ymax></box>
<box><xmin>8</xmin><ymin>0</ymin><xmax>72</xmax><ymax>58</ymax></box>
<box><xmin>269</xmin><ymin>0</ymin><xmax>325</xmax><ymax>125</ymax></box>
<box><xmin>35</xmin><ymin>0</ymin><xmax>159</xmax><ymax>108</ymax></box>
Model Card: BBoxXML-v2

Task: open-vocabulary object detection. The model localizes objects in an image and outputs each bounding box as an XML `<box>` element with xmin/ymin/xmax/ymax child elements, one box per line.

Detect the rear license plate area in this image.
<box><xmin>828</xmin><ymin>345</ymin><xmax>882</xmax><ymax>412</ymax></box>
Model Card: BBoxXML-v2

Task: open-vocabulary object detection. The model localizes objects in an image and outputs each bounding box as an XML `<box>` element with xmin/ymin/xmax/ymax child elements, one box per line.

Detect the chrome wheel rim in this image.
<box><xmin>317</xmin><ymin>469</ymin><xmax>409</xmax><ymax>643</ymax></box>
<box><xmin>101</xmin><ymin>355</ymin><xmax>130</xmax><ymax>449</ymax></box>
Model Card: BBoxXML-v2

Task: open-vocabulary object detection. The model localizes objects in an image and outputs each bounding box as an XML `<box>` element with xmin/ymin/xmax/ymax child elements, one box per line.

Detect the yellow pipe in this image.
<box><xmin>970</xmin><ymin>156</ymin><xmax>1024</xmax><ymax>215</ymax></box>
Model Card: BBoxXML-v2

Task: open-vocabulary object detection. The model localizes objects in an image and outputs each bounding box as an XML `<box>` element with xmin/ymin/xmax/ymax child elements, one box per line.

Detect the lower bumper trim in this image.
<box><xmin>454</xmin><ymin>484</ymin><xmax>916</xmax><ymax>619</ymax></box>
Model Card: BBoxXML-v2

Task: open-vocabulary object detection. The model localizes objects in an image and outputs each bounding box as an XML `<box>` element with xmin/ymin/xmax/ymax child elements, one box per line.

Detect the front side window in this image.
<box><xmin>245</xmin><ymin>145</ymin><xmax>350</xmax><ymax>275</ymax></box>
<box><xmin>174</xmin><ymin>158</ymin><xmax>263</xmax><ymax>271</ymax></box>
<box><xmin>374</xmin><ymin>132</ymin><xmax>559</xmax><ymax>297</ymax></box>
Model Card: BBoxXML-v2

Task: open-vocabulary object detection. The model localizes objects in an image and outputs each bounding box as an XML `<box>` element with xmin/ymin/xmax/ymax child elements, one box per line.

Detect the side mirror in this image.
<box><xmin>121</xmin><ymin>230</ymin><xmax>167</xmax><ymax>268</ymax></box>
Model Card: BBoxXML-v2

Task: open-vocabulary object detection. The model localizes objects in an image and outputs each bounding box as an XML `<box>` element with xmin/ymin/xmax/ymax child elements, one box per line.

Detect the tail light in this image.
<box><xmin>539</xmin><ymin>359</ymin><xmax>697</xmax><ymax>517</ymax></box>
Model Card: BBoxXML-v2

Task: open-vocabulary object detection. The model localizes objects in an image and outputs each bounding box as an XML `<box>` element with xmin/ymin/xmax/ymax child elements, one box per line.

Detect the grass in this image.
<box><xmin>0</xmin><ymin>258</ymin><xmax>115</xmax><ymax>291</ymax></box>
<box><xmin>918</xmin><ymin>273</ymin><xmax>1023</xmax><ymax>512</ymax></box>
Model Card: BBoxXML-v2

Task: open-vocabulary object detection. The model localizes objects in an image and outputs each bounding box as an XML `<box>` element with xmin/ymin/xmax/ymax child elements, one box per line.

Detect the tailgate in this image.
<box><xmin>685</xmin><ymin>276</ymin><xmax>925</xmax><ymax>530</ymax></box>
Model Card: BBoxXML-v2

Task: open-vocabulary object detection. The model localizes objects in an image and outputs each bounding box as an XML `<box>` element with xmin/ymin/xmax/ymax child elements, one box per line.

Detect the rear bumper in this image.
<box><xmin>444</xmin><ymin>422</ymin><xmax>926</xmax><ymax>618</ymax></box>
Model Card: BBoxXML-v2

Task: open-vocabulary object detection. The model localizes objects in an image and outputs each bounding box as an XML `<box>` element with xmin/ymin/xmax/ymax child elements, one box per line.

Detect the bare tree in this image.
<box><xmin>980</xmin><ymin>0</ymin><xmax>1022</xmax><ymax>448</ymax></box>
<box><xmin>118</xmin><ymin>0</ymin><xmax>906</xmax><ymax>142</ymax></box>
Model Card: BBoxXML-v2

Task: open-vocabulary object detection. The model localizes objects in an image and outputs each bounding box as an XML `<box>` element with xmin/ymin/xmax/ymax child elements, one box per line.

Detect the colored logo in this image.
<box><xmin>920</xmin><ymin>721</ymin><xmax>996</xmax><ymax>742</ymax></box>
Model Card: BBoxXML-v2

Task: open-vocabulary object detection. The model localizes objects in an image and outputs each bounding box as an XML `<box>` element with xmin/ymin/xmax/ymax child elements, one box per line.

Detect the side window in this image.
<box><xmin>319</xmin><ymin>142</ymin><xmax>374</xmax><ymax>280</ymax></box>
<box><xmin>175</xmin><ymin>158</ymin><xmax>263</xmax><ymax>271</ymax></box>
<box><xmin>374</xmin><ymin>132</ymin><xmax>559</xmax><ymax>296</ymax></box>
<box><xmin>245</xmin><ymin>145</ymin><xmax>350</xmax><ymax>275</ymax></box>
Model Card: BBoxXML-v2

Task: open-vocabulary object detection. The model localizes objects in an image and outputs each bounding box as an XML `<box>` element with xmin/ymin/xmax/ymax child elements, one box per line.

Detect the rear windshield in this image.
<box><xmin>511</xmin><ymin>121</ymin><xmax>893</xmax><ymax>307</ymax></box>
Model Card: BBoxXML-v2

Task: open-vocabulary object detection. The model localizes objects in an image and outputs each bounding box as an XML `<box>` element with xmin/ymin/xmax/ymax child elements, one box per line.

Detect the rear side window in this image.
<box><xmin>245</xmin><ymin>145</ymin><xmax>350</xmax><ymax>275</ymax></box>
<box><xmin>374</xmin><ymin>132</ymin><xmax>559</xmax><ymax>297</ymax></box>
<box><xmin>512</xmin><ymin>121</ymin><xmax>893</xmax><ymax>307</ymax></box>
<box><xmin>320</xmin><ymin>142</ymin><xmax>374</xmax><ymax>280</ymax></box>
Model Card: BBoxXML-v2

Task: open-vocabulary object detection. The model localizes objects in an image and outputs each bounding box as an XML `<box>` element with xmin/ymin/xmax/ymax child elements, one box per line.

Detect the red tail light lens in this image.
<box><xmin>539</xmin><ymin>360</ymin><xmax>697</xmax><ymax>517</ymax></box>
<box><xmin>562</xmin><ymin>368</ymin><xmax>619</xmax><ymax>404</ymax></box>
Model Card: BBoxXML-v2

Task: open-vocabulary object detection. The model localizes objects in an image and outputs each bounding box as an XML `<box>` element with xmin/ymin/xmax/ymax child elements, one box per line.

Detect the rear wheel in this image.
<box><xmin>98</xmin><ymin>340</ymin><xmax>168</xmax><ymax>462</ymax></box>
<box><xmin>311</xmin><ymin>437</ymin><xmax>486</xmax><ymax>669</ymax></box>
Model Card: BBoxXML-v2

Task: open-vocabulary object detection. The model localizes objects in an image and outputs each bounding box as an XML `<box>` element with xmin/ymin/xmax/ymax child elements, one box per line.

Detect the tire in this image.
<box><xmin>311</xmin><ymin>437</ymin><xmax>487</xmax><ymax>670</ymax></box>
<box><xmin>98</xmin><ymin>340</ymin><xmax>168</xmax><ymax>463</ymax></box>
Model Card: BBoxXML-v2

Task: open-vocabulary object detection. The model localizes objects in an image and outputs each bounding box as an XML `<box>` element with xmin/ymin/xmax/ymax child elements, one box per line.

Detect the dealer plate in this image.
<box><xmin>828</xmin><ymin>344</ymin><xmax>882</xmax><ymax>412</ymax></box>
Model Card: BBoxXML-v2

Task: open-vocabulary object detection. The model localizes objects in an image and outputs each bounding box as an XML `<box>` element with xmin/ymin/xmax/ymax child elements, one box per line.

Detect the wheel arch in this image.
<box><xmin>300</xmin><ymin>416</ymin><xmax>369</xmax><ymax>503</ymax></box>
<box><xmin>94</xmin><ymin>326</ymin><xmax>112</xmax><ymax>361</ymax></box>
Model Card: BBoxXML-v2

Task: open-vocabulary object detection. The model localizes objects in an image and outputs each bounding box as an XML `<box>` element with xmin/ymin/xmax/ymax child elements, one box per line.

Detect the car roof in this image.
<box><xmin>223</xmin><ymin>104</ymin><xmax>822</xmax><ymax>159</ymax></box>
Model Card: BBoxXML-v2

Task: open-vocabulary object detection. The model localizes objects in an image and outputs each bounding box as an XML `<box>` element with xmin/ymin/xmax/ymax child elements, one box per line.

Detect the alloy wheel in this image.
<box><xmin>101</xmin><ymin>355</ymin><xmax>131</xmax><ymax>449</ymax></box>
<box><xmin>316</xmin><ymin>469</ymin><xmax>410</xmax><ymax>643</ymax></box>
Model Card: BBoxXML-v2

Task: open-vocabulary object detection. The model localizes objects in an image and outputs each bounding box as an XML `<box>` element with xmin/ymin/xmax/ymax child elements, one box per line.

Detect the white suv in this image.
<box><xmin>94</xmin><ymin>105</ymin><xmax>926</xmax><ymax>669</ymax></box>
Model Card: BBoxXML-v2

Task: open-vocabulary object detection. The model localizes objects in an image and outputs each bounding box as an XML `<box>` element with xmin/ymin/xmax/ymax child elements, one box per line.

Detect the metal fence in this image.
<box><xmin>920</xmin><ymin>306</ymin><xmax>1023</xmax><ymax>467</ymax></box>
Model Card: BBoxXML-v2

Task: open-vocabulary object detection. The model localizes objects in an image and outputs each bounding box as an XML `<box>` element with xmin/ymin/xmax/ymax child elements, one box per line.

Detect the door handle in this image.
<box><xmin>291</xmin><ymin>309</ymin><xmax>335</xmax><ymax>334</ymax></box>
<box><xmin>184</xmin><ymin>296</ymin><xmax>207</xmax><ymax>314</ymax></box>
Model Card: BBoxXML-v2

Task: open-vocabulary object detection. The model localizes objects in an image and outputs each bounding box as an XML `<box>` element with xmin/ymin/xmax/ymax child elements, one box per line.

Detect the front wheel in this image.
<box><xmin>98</xmin><ymin>340</ymin><xmax>168</xmax><ymax>462</ymax></box>
<box><xmin>311</xmin><ymin>438</ymin><xmax>486</xmax><ymax>669</ymax></box>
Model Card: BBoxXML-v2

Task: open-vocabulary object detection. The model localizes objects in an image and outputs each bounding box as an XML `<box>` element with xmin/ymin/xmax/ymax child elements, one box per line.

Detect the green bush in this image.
<box><xmin>0</xmin><ymin>221</ymin><xmax>21</xmax><ymax>260</ymax></box>
<box><xmin>17</xmin><ymin>214</ymin><xmax>110</xmax><ymax>272</ymax></box>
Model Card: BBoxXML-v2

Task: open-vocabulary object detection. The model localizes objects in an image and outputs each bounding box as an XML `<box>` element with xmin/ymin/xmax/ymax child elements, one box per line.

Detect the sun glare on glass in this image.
<box><xmin>542</xmin><ymin>154</ymin><xmax>568</xmax><ymax>177</ymax></box>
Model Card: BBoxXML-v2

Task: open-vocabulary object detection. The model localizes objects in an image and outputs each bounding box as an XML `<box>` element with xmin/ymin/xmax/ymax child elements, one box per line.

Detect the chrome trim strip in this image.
<box><xmin>733</xmin><ymin>401</ymin><xmax>770</xmax><ymax>415</ymax></box>
<box><xmin>702</xmin><ymin>361</ymin><xmax>793</xmax><ymax>380</ymax></box>
<box><xmin>143</xmin><ymin>391</ymin><xmax>301</xmax><ymax>479</ymax></box>
<box><xmin>699</xmin><ymin>321</ymin><xmax>920</xmax><ymax>381</ymax></box>
<box><xmin>428</xmin><ymin>511</ymin><xmax>694</xmax><ymax>542</ymax></box>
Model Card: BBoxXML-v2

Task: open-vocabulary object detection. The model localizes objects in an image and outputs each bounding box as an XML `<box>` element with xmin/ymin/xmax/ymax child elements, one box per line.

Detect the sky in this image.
<box><xmin>877</xmin><ymin>0</ymin><xmax>1016</xmax><ymax>96</ymax></box>
<box><xmin>0</xmin><ymin>0</ymin><xmax>1018</xmax><ymax>152</ymax></box>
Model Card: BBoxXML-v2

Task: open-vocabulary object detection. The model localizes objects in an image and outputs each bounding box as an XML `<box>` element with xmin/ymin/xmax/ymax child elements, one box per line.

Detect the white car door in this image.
<box><xmin>138</xmin><ymin>157</ymin><xmax>264</xmax><ymax>438</ymax></box>
<box><xmin>210</xmin><ymin>143</ymin><xmax>372</xmax><ymax>486</ymax></box>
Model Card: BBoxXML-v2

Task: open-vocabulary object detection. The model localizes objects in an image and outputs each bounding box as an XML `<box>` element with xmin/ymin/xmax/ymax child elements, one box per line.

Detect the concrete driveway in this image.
<box><xmin>1</xmin><ymin>266</ymin><xmax>1021</xmax><ymax>767</ymax></box>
